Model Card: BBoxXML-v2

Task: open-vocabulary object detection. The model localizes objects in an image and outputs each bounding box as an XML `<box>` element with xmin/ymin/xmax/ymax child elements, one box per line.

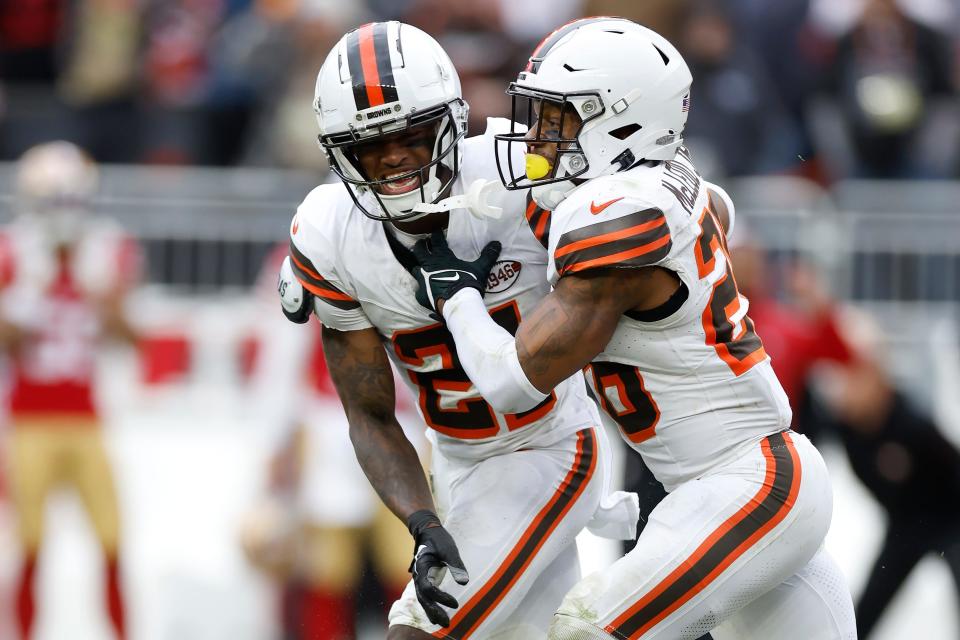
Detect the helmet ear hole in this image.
<box><xmin>609</xmin><ymin>123</ymin><xmax>642</xmax><ymax>140</ymax></box>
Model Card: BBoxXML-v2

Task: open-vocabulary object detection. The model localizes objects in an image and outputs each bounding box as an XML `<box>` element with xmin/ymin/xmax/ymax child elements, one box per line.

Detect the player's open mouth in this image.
<box><xmin>379</xmin><ymin>172</ymin><xmax>421</xmax><ymax>195</ymax></box>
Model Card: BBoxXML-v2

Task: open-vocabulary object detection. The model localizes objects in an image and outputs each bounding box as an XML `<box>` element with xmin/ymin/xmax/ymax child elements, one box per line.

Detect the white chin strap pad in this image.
<box><xmin>412</xmin><ymin>179</ymin><xmax>503</xmax><ymax>219</ymax></box>
<box><xmin>531</xmin><ymin>180</ymin><xmax>576</xmax><ymax>211</ymax></box>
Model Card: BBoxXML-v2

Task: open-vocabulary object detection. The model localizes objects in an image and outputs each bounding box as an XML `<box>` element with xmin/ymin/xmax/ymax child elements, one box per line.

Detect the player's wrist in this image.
<box><xmin>406</xmin><ymin>509</ymin><xmax>442</xmax><ymax>537</ymax></box>
<box><xmin>441</xmin><ymin>287</ymin><xmax>483</xmax><ymax>321</ymax></box>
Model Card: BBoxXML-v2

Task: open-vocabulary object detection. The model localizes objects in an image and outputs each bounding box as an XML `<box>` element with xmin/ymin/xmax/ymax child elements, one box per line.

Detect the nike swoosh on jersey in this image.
<box><xmin>590</xmin><ymin>197</ymin><xmax>624</xmax><ymax>215</ymax></box>
<box><xmin>435</xmin><ymin>274</ymin><xmax>461</xmax><ymax>282</ymax></box>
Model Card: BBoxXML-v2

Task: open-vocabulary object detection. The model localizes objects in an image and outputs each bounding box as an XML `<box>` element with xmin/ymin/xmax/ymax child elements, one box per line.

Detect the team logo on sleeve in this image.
<box><xmin>485</xmin><ymin>261</ymin><xmax>522</xmax><ymax>293</ymax></box>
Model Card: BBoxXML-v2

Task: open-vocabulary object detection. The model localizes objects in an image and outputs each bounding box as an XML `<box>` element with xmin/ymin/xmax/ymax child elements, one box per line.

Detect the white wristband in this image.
<box><xmin>442</xmin><ymin>288</ymin><xmax>548</xmax><ymax>414</ymax></box>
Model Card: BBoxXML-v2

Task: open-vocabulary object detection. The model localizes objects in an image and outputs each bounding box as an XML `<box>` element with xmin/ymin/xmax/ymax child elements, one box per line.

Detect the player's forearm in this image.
<box><xmin>441</xmin><ymin>288</ymin><xmax>548</xmax><ymax>413</ymax></box>
<box><xmin>0</xmin><ymin>318</ymin><xmax>24</xmax><ymax>350</ymax></box>
<box><xmin>321</xmin><ymin>325</ymin><xmax>435</xmax><ymax>521</ymax></box>
<box><xmin>347</xmin><ymin>411</ymin><xmax>435</xmax><ymax>521</ymax></box>
<box><xmin>102</xmin><ymin>312</ymin><xmax>140</xmax><ymax>344</ymax></box>
<box><xmin>512</xmin><ymin>273</ymin><xmax>625</xmax><ymax>392</ymax></box>
<box><xmin>99</xmin><ymin>293</ymin><xmax>140</xmax><ymax>344</ymax></box>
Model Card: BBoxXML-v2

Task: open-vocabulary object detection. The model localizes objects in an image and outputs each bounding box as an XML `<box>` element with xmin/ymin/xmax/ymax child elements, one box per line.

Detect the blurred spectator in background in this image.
<box><xmin>677</xmin><ymin>1</ymin><xmax>802</xmax><ymax>177</ymax></box>
<box><xmin>582</xmin><ymin>0</ymin><xmax>690</xmax><ymax>43</ymax></box>
<box><xmin>731</xmin><ymin>227</ymin><xmax>855</xmax><ymax>439</ymax></box>
<box><xmin>142</xmin><ymin>0</ymin><xmax>364</xmax><ymax>168</ymax></box>
<box><xmin>810</xmin><ymin>317</ymin><xmax>960</xmax><ymax>639</ymax></box>
<box><xmin>2</xmin><ymin>0</ymin><xmax>959</xmax><ymax>179</ymax></box>
<box><xmin>0</xmin><ymin>142</ymin><xmax>141</xmax><ymax>639</ymax></box>
<box><xmin>817</xmin><ymin>0</ymin><xmax>957</xmax><ymax>178</ymax></box>
<box><xmin>241</xmin><ymin>248</ymin><xmax>420</xmax><ymax>639</ymax></box>
<box><xmin>0</xmin><ymin>0</ymin><xmax>67</xmax><ymax>83</ymax></box>
<box><xmin>240</xmin><ymin>0</ymin><xmax>367</xmax><ymax>170</ymax></box>
<box><xmin>730</xmin><ymin>224</ymin><xmax>960</xmax><ymax>638</ymax></box>
<box><xmin>0</xmin><ymin>0</ymin><xmax>140</xmax><ymax>162</ymax></box>
<box><xmin>57</xmin><ymin>0</ymin><xmax>140</xmax><ymax>163</ymax></box>
<box><xmin>394</xmin><ymin>0</ymin><xmax>527</xmax><ymax>134</ymax></box>
<box><xmin>723</xmin><ymin>0</ymin><xmax>839</xmax><ymax>182</ymax></box>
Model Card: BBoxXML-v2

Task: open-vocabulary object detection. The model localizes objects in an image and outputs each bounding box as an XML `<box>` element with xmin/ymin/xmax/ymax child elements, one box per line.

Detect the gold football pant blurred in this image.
<box><xmin>7</xmin><ymin>416</ymin><xmax>125</xmax><ymax>639</ymax></box>
<box><xmin>292</xmin><ymin>504</ymin><xmax>411</xmax><ymax>639</ymax></box>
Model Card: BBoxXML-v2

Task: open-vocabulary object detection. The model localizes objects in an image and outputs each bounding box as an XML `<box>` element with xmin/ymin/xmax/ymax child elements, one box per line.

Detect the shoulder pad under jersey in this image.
<box><xmin>288</xmin><ymin>185</ymin><xmax>372</xmax><ymax>331</ymax></box>
<box><xmin>547</xmin><ymin>176</ymin><xmax>672</xmax><ymax>283</ymax></box>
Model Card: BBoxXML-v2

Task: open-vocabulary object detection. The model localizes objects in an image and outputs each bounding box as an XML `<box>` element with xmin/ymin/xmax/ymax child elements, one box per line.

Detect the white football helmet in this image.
<box><xmin>15</xmin><ymin>141</ymin><xmax>99</xmax><ymax>244</ymax></box>
<box><xmin>314</xmin><ymin>21</ymin><xmax>469</xmax><ymax>221</ymax></box>
<box><xmin>495</xmin><ymin>18</ymin><xmax>693</xmax><ymax>209</ymax></box>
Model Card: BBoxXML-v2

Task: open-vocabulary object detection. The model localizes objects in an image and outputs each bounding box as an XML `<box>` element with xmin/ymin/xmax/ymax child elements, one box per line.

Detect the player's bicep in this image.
<box><xmin>515</xmin><ymin>272</ymin><xmax>627</xmax><ymax>391</ymax></box>
<box><xmin>321</xmin><ymin>325</ymin><xmax>395</xmax><ymax>422</ymax></box>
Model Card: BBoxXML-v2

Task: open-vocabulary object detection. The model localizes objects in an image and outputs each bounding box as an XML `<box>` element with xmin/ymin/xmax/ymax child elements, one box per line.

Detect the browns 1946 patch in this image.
<box><xmin>486</xmin><ymin>260</ymin><xmax>522</xmax><ymax>293</ymax></box>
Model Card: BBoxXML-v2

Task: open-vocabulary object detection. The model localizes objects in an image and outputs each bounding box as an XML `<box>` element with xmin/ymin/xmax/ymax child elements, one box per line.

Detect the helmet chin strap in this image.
<box><xmin>411</xmin><ymin>179</ymin><xmax>503</xmax><ymax>220</ymax></box>
<box><xmin>531</xmin><ymin>180</ymin><xmax>576</xmax><ymax>211</ymax></box>
<box><xmin>528</xmin><ymin>148</ymin><xmax>585</xmax><ymax>210</ymax></box>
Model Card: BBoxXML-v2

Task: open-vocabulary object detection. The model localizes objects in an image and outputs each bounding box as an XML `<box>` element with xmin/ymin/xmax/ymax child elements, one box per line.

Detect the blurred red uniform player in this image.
<box><xmin>730</xmin><ymin>231</ymin><xmax>854</xmax><ymax>429</ymax></box>
<box><xmin>0</xmin><ymin>142</ymin><xmax>140</xmax><ymax>639</ymax></box>
<box><xmin>242</xmin><ymin>246</ymin><xmax>419</xmax><ymax>639</ymax></box>
<box><xmin>733</xmin><ymin>233</ymin><xmax>960</xmax><ymax>637</ymax></box>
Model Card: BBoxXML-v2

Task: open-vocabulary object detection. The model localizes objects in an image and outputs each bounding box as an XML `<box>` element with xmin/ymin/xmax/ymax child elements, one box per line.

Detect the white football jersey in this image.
<box><xmin>544</xmin><ymin>146</ymin><xmax>792</xmax><ymax>490</ymax></box>
<box><xmin>289</xmin><ymin>119</ymin><xmax>598</xmax><ymax>460</ymax></box>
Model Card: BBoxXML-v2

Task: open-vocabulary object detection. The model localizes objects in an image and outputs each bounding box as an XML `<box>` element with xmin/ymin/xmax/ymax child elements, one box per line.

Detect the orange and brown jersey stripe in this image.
<box><xmin>435</xmin><ymin>428</ymin><xmax>598</xmax><ymax>639</ymax></box>
<box><xmin>346</xmin><ymin>22</ymin><xmax>399</xmax><ymax>111</ymax></box>
<box><xmin>524</xmin><ymin>194</ymin><xmax>552</xmax><ymax>249</ymax></box>
<box><xmin>288</xmin><ymin>242</ymin><xmax>361</xmax><ymax>311</ymax></box>
<box><xmin>554</xmin><ymin>208</ymin><xmax>671</xmax><ymax>276</ymax></box>
<box><xmin>606</xmin><ymin>431</ymin><xmax>802</xmax><ymax>640</ymax></box>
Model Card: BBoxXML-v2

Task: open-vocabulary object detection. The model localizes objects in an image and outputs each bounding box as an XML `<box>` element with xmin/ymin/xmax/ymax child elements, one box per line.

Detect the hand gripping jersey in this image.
<box><xmin>544</xmin><ymin>147</ymin><xmax>792</xmax><ymax>491</ymax></box>
<box><xmin>289</xmin><ymin>119</ymin><xmax>598</xmax><ymax>460</ymax></box>
<box><xmin>0</xmin><ymin>218</ymin><xmax>140</xmax><ymax>418</ymax></box>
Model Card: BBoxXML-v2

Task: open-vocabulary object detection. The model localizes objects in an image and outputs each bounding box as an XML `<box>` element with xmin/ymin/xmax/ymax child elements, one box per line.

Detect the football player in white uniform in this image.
<box><xmin>276</xmin><ymin>21</ymin><xmax>637</xmax><ymax>639</ymax></box>
<box><xmin>406</xmin><ymin>18</ymin><xmax>858</xmax><ymax>640</ymax></box>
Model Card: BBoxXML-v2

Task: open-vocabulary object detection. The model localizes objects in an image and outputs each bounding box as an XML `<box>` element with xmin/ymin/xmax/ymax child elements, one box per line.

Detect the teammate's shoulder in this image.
<box><xmin>555</xmin><ymin>174</ymin><xmax>662</xmax><ymax>226</ymax></box>
<box><xmin>460</xmin><ymin>117</ymin><xmax>510</xmax><ymax>157</ymax></box>
<box><xmin>548</xmin><ymin>175</ymin><xmax>673</xmax><ymax>278</ymax></box>
<box><xmin>479</xmin><ymin>117</ymin><xmax>514</xmax><ymax>139</ymax></box>
<box><xmin>458</xmin><ymin>117</ymin><xmax>516</xmax><ymax>187</ymax></box>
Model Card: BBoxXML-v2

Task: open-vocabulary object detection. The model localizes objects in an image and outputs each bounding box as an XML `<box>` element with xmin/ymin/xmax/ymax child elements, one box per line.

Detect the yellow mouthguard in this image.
<box><xmin>525</xmin><ymin>153</ymin><xmax>552</xmax><ymax>180</ymax></box>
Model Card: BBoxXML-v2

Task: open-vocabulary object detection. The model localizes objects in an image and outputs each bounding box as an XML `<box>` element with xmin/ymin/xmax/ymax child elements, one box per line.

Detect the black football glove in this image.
<box><xmin>407</xmin><ymin>509</ymin><xmax>470</xmax><ymax>627</ymax></box>
<box><xmin>409</xmin><ymin>230</ymin><xmax>502</xmax><ymax>313</ymax></box>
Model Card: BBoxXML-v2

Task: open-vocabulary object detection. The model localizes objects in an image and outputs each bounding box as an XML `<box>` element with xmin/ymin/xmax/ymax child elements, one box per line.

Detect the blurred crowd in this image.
<box><xmin>1</xmin><ymin>2</ymin><xmax>960</xmax><ymax>640</ymax></box>
<box><xmin>1</xmin><ymin>0</ymin><xmax>960</xmax><ymax>180</ymax></box>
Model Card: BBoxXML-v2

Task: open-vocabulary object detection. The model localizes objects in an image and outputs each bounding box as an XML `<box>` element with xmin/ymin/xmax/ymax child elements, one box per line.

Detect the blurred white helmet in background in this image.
<box><xmin>496</xmin><ymin>17</ymin><xmax>693</xmax><ymax>209</ymax></box>
<box><xmin>15</xmin><ymin>141</ymin><xmax>99</xmax><ymax>244</ymax></box>
<box><xmin>313</xmin><ymin>21</ymin><xmax>469</xmax><ymax>221</ymax></box>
